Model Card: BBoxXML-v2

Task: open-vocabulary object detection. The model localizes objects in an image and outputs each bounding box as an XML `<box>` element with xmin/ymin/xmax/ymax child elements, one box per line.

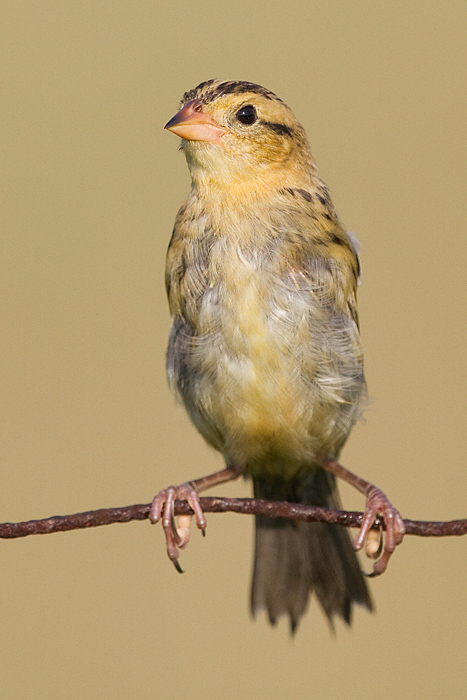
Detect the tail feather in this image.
<box><xmin>250</xmin><ymin>469</ymin><xmax>373</xmax><ymax>631</ymax></box>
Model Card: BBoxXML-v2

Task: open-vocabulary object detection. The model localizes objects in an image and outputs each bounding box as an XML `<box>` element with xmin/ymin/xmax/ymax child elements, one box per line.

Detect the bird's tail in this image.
<box><xmin>250</xmin><ymin>468</ymin><xmax>373</xmax><ymax>632</ymax></box>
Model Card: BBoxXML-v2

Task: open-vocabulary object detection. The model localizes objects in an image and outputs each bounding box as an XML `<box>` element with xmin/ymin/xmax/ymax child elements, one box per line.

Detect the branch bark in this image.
<box><xmin>1</xmin><ymin>497</ymin><xmax>466</xmax><ymax>539</ymax></box>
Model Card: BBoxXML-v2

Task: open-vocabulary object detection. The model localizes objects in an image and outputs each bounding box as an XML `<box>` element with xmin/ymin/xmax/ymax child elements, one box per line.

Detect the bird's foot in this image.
<box><xmin>149</xmin><ymin>482</ymin><xmax>206</xmax><ymax>573</ymax></box>
<box><xmin>321</xmin><ymin>458</ymin><xmax>405</xmax><ymax>576</ymax></box>
<box><xmin>149</xmin><ymin>464</ymin><xmax>241</xmax><ymax>572</ymax></box>
<box><xmin>353</xmin><ymin>485</ymin><xmax>406</xmax><ymax>576</ymax></box>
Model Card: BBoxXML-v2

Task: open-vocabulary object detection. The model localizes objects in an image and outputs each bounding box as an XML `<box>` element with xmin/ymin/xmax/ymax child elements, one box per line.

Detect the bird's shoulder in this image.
<box><xmin>267</xmin><ymin>186</ymin><xmax>361</xmax><ymax>311</ymax></box>
<box><xmin>166</xmin><ymin>186</ymin><xmax>361</xmax><ymax>324</ymax></box>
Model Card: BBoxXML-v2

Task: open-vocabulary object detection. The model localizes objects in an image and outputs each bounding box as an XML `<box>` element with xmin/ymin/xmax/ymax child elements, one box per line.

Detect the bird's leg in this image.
<box><xmin>321</xmin><ymin>458</ymin><xmax>405</xmax><ymax>576</ymax></box>
<box><xmin>149</xmin><ymin>464</ymin><xmax>242</xmax><ymax>572</ymax></box>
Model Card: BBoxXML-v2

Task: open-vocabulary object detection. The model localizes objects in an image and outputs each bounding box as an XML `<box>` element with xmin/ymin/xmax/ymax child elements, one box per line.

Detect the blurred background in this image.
<box><xmin>1</xmin><ymin>2</ymin><xmax>465</xmax><ymax>698</ymax></box>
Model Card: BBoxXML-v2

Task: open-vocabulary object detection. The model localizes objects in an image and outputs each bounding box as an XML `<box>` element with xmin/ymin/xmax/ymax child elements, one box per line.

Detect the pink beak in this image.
<box><xmin>164</xmin><ymin>99</ymin><xmax>226</xmax><ymax>144</ymax></box>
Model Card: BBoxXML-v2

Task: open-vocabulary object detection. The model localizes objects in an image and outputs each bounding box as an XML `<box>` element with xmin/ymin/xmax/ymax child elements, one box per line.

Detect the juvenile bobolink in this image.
<box><xmin>151</xmin><ymin>80</ymin><xmax>405</xmax><ymax>630</ymax></box>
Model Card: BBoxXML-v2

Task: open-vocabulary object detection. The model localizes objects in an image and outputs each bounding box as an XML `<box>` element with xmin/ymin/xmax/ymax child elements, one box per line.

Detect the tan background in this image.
<box><xmin>1</xmin><ymin>2</ymin><xmax>466</xmax><ymax>698</ymax></box>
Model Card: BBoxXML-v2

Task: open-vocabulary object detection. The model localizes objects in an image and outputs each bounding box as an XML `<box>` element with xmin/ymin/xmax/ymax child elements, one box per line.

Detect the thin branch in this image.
<box><xmin>0</xmin><ymin>497</ymin><xmax>466</xmax><ymax>539</ymax></box>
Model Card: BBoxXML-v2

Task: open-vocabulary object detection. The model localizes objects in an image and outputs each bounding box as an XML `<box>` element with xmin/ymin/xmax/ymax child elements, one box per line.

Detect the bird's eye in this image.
<box><xmin>236</xmin><ymin>105</ymin><xmax>257</xmax><ymax>125</ymax></box>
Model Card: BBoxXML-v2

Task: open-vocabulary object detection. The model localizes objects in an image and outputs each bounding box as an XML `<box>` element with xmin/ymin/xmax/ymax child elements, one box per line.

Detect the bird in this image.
<box><xmin>150</xmin><ymin>80</ymin><xmax>405</xmax><ymax>631</ymax></box>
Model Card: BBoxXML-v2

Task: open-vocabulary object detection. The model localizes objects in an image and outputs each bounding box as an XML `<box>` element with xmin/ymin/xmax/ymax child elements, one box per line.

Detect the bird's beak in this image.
<box><xmin>164</xmin><ymin>99</ymin><xmax>226</xmax><ymax>144</ymax></box>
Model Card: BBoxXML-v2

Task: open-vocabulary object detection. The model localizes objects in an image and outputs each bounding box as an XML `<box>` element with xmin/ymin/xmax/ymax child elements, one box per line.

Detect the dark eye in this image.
<box><xmin>236</xmin><ymin>105</ymin><xmax>257</xmax><ymax>125</ymax></box>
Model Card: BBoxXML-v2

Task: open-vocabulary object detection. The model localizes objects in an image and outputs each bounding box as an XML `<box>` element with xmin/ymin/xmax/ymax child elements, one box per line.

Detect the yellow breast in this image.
<box><xmin>200</xmin><ymin>245</ymin><xmax>314</xmax><ymax>467</ymax></box>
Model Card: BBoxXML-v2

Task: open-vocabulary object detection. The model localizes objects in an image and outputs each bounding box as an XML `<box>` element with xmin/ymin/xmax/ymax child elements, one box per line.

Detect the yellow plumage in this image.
<box><xmin>153</xmin><ymin>80</ymin><xmax>404</xmax><ymax>630</ymax></box>
<box><xmin>166</xmin><ymin>91</ymin><xmax>363</xmax><ymax>479</ymax></box>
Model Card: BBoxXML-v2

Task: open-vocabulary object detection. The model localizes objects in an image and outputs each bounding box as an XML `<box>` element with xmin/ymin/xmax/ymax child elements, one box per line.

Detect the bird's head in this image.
<box><xmin>165</xmin><ymin>80</ymin><xmax>316</xmax><ymax>196</ymax></box>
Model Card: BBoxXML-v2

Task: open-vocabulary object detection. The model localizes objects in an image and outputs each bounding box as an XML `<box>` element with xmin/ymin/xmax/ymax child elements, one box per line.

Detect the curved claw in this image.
<box><xmin>354</xmin><ymin>485</ymin><xmax>405</xmax><ymax>576</ymax></box>
<box><xmin>177</xmin><ymin>482</ymin><xmax>207</xmax><ymax>534</ymax></box>
<box><xmin>149</xmin><ymin>482</ymin><xmax>206</xmax><ymax>572</ymax></box>
<box><xmin>149</xmin><ymin>465</ymin><xmax>241</xmax><ymax>572</ymax></box>
<box><xmin>365</xmin><ymin>527</ymin><xmax>383</xmax><ymax>559</ymax></box>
